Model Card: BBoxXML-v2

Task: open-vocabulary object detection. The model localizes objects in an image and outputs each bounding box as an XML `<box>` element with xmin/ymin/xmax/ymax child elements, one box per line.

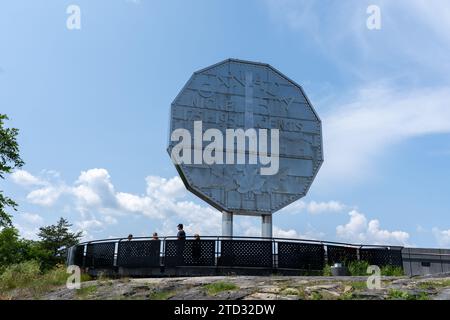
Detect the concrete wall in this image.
<box><xmin>402</xmin><ymin>247</ymin><xmax>450</xmax><ymax>276</ymax></box>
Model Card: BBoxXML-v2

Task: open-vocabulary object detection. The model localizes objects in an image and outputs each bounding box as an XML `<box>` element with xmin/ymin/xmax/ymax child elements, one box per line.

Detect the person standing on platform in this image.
<box><xmin>177</xmin><ymin>224</ymin><xmax>186</xmax><ymax>240</ymax></box>
<box><xmin>176</xmin><ymin>224</ymin><xmax>186</xmax><ymax>262</ymax></box>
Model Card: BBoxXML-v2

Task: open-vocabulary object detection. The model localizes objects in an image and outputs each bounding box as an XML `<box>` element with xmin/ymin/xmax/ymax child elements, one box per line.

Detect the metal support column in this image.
<box><xmin>262</xmin><ymin>214</ymin><xmax>273</xmax><ymax>238</ymax></box>
<box><xmin>222</xmin><ymin>211</ymin><xmax>233</xmax><ymax>238</ymax></box>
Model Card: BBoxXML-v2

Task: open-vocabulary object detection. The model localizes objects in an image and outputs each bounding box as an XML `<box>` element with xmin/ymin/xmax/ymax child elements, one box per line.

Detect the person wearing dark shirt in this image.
<box><xmin>176</xmin><ymin>224</ymin><xmax>186</xmax><ymax>259</ymax></box>
<box><xmin>192</xmin><ymin>233</ymin><xmax>202</xmax><ymax>265</ymax></box>
<box><xmin>177</xmin><ymin>223</ymin><xmax>186</xmax><ymax>240</ymax></box>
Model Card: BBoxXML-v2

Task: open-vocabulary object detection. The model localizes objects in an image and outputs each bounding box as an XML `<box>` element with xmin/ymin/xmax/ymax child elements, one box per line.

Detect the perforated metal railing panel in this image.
<box><xmin>76</xmin><ymin>238</ymin><xmax>407</xmax><ymax>274</ymax></box>
<box><xmin>85</xmin><ymin>242</ymin><xmax>115</xmax><ymax>268</ymax></box>
<box><xmin>73</xmin><ymin>245</ymin><xmax>85</xmax><ymax>267</ymax></box>
<box><xmin>164</xmin><ymin>240</ymin><xmax>216</xmax><ymax>267</ymax></box>
<box><xmin>360</xmin><ymin>248</ymin><xmax>403</xmax><ymax>267</ymax></box>
<box><xmin>327</xmin><ymin>245</ymin><xmax>358</xmax><ymax>266</ymax></box>
<box><xmin>219</xmin><ymin>240</ymin><xmax>273</xmax><ymax>268</ymax></box>
<box><xmin>117</xmin><ymin>240</ymin><xmax>161</xmax><ymax>268</ymax></box>
<box><xmin>278</xmin><ymin>242</ymin><xmax>325</xmax><ymax>270</ymax></box>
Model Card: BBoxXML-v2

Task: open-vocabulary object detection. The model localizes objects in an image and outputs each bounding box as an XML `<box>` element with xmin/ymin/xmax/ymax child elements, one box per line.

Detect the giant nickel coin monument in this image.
<box><xmin>167</xmin><ymin>59</ymin><xmax>323</xmax><ymax>237</ymax></box>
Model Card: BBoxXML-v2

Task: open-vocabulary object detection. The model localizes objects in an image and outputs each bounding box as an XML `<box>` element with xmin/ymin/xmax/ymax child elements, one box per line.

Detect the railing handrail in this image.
<box><xmin>74</xmin><ymin>235</ymin><xmax>404</xmax><ymax>250</ymax></box>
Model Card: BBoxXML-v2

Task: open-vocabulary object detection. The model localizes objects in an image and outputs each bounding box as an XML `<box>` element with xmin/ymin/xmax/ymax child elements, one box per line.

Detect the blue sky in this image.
<box><xmin>1</xmin><ymin>0</ymin><xmax>450</xmax><ymax>247</ymax></box>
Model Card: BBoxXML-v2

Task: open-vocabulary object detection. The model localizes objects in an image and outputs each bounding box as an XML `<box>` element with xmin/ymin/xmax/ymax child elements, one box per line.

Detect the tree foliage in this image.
<box><xmin>0</xmin><ymin>114</ymin><xmax>24</xmax><ymax>227</ymax></box>
<box><xmin>0</xmin><ymin>227</ymin><xmax>51</xmax><ymax>273</ymax></box>
<box><xmin>37</xmin><ymin>217</ymin><xmax>83</xmax><ymax>266</ymax></box>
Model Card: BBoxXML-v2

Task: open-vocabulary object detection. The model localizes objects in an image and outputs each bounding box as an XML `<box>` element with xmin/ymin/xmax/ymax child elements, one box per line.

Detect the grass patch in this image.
<box><xmin>81</xmin><ymin>273</ymin><xmax>92</xmax><ymax>282</ymax></box>
<box><xmin>280</xmin><ymin>288</ymin><xmax>299</xmax><ymax>296</ymax></box>
<box><xmin>348</xmin><ymin>261</ymin><xmax>370</xmax><ymax>276</ymax></box>
<box><xmin>311</xmin><ymin>292</ymin><xmax>323</xmax><ymax>300</ymax></box>
<box><xmin>349</xmin><ymin>281</ymin><xmax>367</xmax><ymax>290</ymax></box>
<box><xmin>148</xmin><ymin>290</ymin><xmax>176</xmax><ymax>300</ymax></box>
<box><xmin>0</xmin><ymin>260</ymin><xmax>42</xmax><ymax>291</ymax></box>
<box><xmin>381</xmin><ymin>265</ymin><xmax>404</xmax><ymax>276</ymax></box>
<box><xmin>204</xmin><ymin>281</ymin><xmax>238</xmax><ymax>295</ymax></box>
<box><xmin>418</xmin><ymin>279</ymin><xmax>450</xmax><ymax>289</ymax></box>
<box><xmin>339</xmin><ymin>292</ymin><xmax>355</xmax><ymax>300</ymax></box>
<box><xmin>76</xmin><ymin>285</ymin><xmax>97</xmax><ymax>299</ymax></box>
<box><xmin>0</xmin><ymin>261</ymin><xmax>72</xmax><ymax>298</ymax></box>
<box><xmin>322</xmin><ymin>265</ymin><xmax>332</xmax><ymax>276</ymax></box>
<box><xmin>388</xmin><ymin>289</ymin><xmax>429</xmax><ymax>300</ymax></box>
<box><xmin>0</xmin><ymin>261</ymin><xmax>94</xmax><ymax>299</ymax></box>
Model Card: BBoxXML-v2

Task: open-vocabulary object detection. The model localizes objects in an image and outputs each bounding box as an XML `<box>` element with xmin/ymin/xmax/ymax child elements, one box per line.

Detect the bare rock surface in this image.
<box><xmin>9</xmin><ymin>274</ymin><xmax>450</xmax><ymax>300</ymax></box>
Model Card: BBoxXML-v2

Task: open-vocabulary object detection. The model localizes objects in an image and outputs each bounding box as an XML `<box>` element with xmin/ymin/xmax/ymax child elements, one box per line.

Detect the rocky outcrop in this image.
<box><xmin>32</xmin><ymin>273</ymin><xmax>450</xmax><ymax>300</ymax></box>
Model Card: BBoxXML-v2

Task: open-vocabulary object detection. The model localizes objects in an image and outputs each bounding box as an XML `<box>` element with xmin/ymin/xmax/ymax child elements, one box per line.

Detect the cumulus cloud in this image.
<box><xmin>73</xmin><ymin>168</ymin><xmax>117</xmax><ymax>209</ymax></box>
<box><xmin>14</xmin><ymin>223</ymin><xmax>39</xmax><ymax>240</ymax></box>
<box><xmin>432</xmin><ymin>228</ymin><xmax>450</xmax><ymax>247</ymax></box>
<box><xmin>241</xmin><ymin>218</ymin><xmax>325</xmax><ymax>240</ymax></box>
<box><xmin>15</xmin><ymin>168</ymin><xmax>221</xmax><ymax>238</ymax></box>
<box><xmin>14</xmin><ymin>168</ymin><xmax>343</xmax><ymax>239</ymax></box>
<box><xmin>11</xmin><ymin>170</ymin><xmax>46</xmax><ymax>187</ymax></box>
<box><xmin>14</xmin><ymin>168</ymin><xmax>411</xmax><ymax>244</ymax></box>
<box><xmin>320</xmin><ymin>85</ymin><xmax>450</xmax><ymax>184</ymax></box>
<box><xmin>76</xmin><ymin>219</ymin><xmax>104</xmax><ymax>232</ymax></box>
<box><xmin>19</xmin><ymin>212</ymin><xmax>44</xmax><ymax>225</ymax></box>
<box><xmin>336</xmin><ymin>210</ymin><xmax>409</xmax><ymax>245</ymax></box>
<box><xmin>27</xmin><ymin>186</ymin><xmax>65</xmax><ymax>206</ymax></box>
<box><xmin>12</xmin><ymin>213</ymin><xmax>44</xmax><ymax>240</ymax></box>
<box><xmin>281</xmin><ymin>200</ymin><xmax>346</xmax><ymax>215</ymax></box>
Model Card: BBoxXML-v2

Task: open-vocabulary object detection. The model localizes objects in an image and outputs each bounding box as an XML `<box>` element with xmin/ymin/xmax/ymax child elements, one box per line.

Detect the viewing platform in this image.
<box><xmin>68</xmin><ymin>236</ymin><xmax>450</xmax><ymax>277</ymax></box>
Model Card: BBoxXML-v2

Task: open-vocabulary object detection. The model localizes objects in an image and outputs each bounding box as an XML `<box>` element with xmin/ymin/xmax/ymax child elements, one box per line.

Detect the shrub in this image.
<box><xmin>381</xmin><ymin>265</ymin><xmax>404</xmax><ymax>276</ymax></box>
<box><xmin>347</xmin><ymin>260</ymin><xmax>370</xmax><ymax>276</ymax></box>
<box><xmin>204</xmin><ymin>281</ymin><xmax>238</xmax><ymax>295</ymax></box>
<box><xmin>0</xmin><ymin>260</ymin><xmax>41</xmax><ymax>291</ymax></box>
<box><xmin>388</xmin><ymin>289</ymin><xmax>428</xmax><ymax>300</ymax></box>
<box><xmin>0</xmin><ymin>262</ymin><xmax>80</xmax><ymax>298</ymax></box>
<box><xmin>322</xmin><ymin>265</ymin><xmax>332</xmax><ymax>276</ymax></box>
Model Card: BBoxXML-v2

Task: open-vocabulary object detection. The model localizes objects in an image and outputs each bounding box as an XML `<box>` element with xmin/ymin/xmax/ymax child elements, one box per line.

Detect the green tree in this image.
<box><xmin>0</xmin><ymin>227</ymin><xmax>25</xmax><ymax>270</ymax></box>
<box><xmin>0</xmin><ymin>227</ymin><xmax>51</xmax><ymax>272</ymax></box>
<box><xmin>37</xmin><ymin>217</ymin><xmax>83</xmax><ymax>265</ymax></box>
<box><xmin>0</xmin><ymin>114</ymin><xmax>24</xmax><ymax>227</ymax></box>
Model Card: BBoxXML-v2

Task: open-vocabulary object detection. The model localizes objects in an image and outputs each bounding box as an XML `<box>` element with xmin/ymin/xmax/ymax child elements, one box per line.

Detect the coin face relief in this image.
<box><xmin>168</xmin><ymin>59</ymin><xmax>323</xmax><ymax>216</ymax></box>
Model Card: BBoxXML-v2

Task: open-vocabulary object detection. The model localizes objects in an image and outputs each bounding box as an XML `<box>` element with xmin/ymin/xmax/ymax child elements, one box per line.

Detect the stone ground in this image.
<box><xmin>29</xmin><ymin>273</ymin><xmax>450</xmax><ymax>300</ymax></box>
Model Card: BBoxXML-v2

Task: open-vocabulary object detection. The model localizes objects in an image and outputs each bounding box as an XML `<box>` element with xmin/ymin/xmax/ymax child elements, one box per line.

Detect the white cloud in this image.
<box><xmin>76</xmin><ymin>219</ymin><xmax>104</xmax><ymax>233</ymax></box>
<box><xmin>265</xmin><ymin>1</ymin><xmax>450</xmax><ymax>185</ymax></box>
<box><xmin>11</xmin><ymin>170</ymin><xmax>46</xmax><ymax>187</ymax></box>
<box><xmin>241</xmin><ymin>218</ymin><xmax>325</xmax><ymax>240</ymax></box>
<box><xmin>281</xmin><ymin>200</ymin><xmax>346</xmax><ymax>215</ymax></box>
<box><xmin>432</xmin><ymin>228</ymin><xmax>450</xmax><ymax>247</ymax></box>
<box><xmin>319</xmin><ymin>85</ymin><xmax>450</xmax><ymax>184</ymax></box>
<box><xmin>103</xmin><ymin>215</ymin><xmax>118</xmax><ymax>225</ymax></box>
<box><xmin>26</xmin><ymin>186</ymin><xmax>64</xmax><ymax>206</ymax></box>
<box><xmin>72</xmin><ymin>168</ymin><xmax>117</xmax><ymax>209</ymax></box>
<box><xmin>306</xmin><ymin>201</ymin><xmax>346</xmax><ymax>214</ymax></box>
<box><xmin>19</xmin><ymin>212</ymin><xmax>44</xmax><ymax>225</ymax></box>
<box><xmin>14</xmin><ymin>223</ymin><xmax>39</xmax><ymax>240</ymax></box>
<box><xmin>13</xmin><ymin>213</ymin><xmax>44</xmax><ymax>240</ymax></box>
<box><xmin>265</xmin><ymin>0</ymin><xmax>450</xmax><ymax>80</ymax></box>
<box><xmin>336</xmin><ymin>210</ymin><xmax>409</xmax><ymax>246</ymax></box>
<box><xmin>15</xmin><ymin>168</ymin><xmax>412</xmax><ymax>245</ymax></box>
<box><xmin>17</xmin><ymin>168</ymin><xmax>221</xmax><ymax>238</ymax></box>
